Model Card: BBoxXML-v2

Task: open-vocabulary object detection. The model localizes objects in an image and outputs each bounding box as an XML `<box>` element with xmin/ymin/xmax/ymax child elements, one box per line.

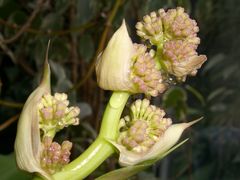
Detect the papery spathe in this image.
<box><xmin>110</xmin><ymin>119</ymin><xmax>201</xmax><ymax>166</ymax></box>
<box><xmin>96</xmin><ymin>20</ymin><xmax>136</xmax><ymax>93</ymax></box>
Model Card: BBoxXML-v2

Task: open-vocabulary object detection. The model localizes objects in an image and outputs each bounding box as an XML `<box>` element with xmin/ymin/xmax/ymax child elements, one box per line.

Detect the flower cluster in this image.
<box><xmin>111</xmin><ymin>99</ymin><xmax>200</xmax><ymax>166</ymax></box>
<box><xmin>96</xmin><ymin>7</ymin><xmax>207</xmax><ymax>97</ymax></box>
<box><xmin>162</xmin><ymin>40</ymin><xmax>206</xmax><ymax>80</ymax></box>
<box><xmin>136</xmin><ymin>7</ymin><xmax>207</xmax><ymax>81</ymax></box>
<box><xmin>118</xmin><ymin>99</ymin><xmax>172</xmax><ymax>153</ymax></box>
<box><xmin>136</xmin><ymin>7</ymin><xmax>199</xmax><ymax>45</ymax></box>
<box><xmin>40</xmin><ymin>136</ymin><xmax>72</xmax><ymax>174</ymax></box>
<box><xmin>135</xmin><ymin>11</ymin><xmax>164</xmax><ymax>45</ymax></box>
<box><xmin>38</xmin><ymin>93</ymin><xmax>80</xmax><ymax>137</ymax></box>
<box><xmin>131</xmin><ymin>44</ymin><xmax>166</xmax><ymax>96</ymax></box>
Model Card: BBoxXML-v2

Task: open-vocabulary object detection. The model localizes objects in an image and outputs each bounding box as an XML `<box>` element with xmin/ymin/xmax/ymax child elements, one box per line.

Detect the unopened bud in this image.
<box><xmin>40</xmin><ymin>136</ymin><xmax>72</xmax><ymax>174</ymax></box>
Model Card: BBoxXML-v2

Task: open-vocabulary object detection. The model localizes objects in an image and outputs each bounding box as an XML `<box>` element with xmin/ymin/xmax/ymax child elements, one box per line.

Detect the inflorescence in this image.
<box><xmin>40</xmin><ymin>136</ymin><xmax>72</xmax><ymax>174</ymax></box>
<box><xmin>38</xmin><ymin>93</ymin><xmax>80</xmax><ymax>173</ymax></box>
<box><xmin>38</xmin><ymin>93</ymin><xmax>80</xmax><ymax>137</ymax></box>
<box><xmin>135</xmin><ymin>7</ymin><xmax>206</xmax><ymax>81</ymax></box>
<box><xmin>131</xmin><ymin>44</ymin><xmax>166</xmax><ymax>96</ymax></box>
<box><xmin>118</xmin><ymin>99</ymin><xmax>172</xmax><ymax>153</ymax></box>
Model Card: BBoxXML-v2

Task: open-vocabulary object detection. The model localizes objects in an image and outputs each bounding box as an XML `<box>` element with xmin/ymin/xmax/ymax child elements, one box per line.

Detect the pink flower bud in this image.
<box><xmin>40</xmin><ymin>137</ymin><xmax>73</xmax><ymax>174</ymax></box>
<box><xmin>163</xmin><ymin>40</ymin><xmax>207</xmax><ymax>81</ymax></box>
<box><xmin>131</xmin><ymin>44</ymin><xmax>166</xmax><ymax>96</ymax></box>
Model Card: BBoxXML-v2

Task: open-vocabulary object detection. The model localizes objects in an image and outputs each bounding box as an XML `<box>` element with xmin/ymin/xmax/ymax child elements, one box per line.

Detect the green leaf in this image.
<box><xmin>75</xmin><ymin>0</ymin><xmax>95</xmax><ymax>26</ymax></box>
<box><xmin>78</xmin><ymin>34</ymin><xmax>94</xmax><ymax>62</ymax></box>
<box><xmin>185</xmin><ymin>85</ymin><xmax>205</xmax><ymax>106</ymax></box>
<box><xmin>176</xmin><ymin>0</ymin><xmax>192</xmax><ymax>13</ymax></box>
<box><xmin>50</xmin><ymin>61</ymin><xmax>73</xmax><ymax>92</ymax></box>
<box><xmin>163</xmin><ymin>87</ymin><xmax>187</xmax><ymax>108</ymax></box>
<box><xmin>96</xmin><ymin>139</ymin><xmax>188</xmax><ymax>180</ymax></box>
<box><xmin>8</xmin><ymin>10</ymin><xmax>28</xmax><ymax>25</ymax></box>
<box><xmin>0</xmin><ymin>1</ymin><xmax>19</xmax><ymax>19</ymax></box>
<box><xmin>0</xmin><ymin>154</ymin><xmax>31</xmax><ymax>180</ymax></box>
<box><xmin>162</xmin><ymin>87</ymin><xmax>188</xmax><ymax>119</ymax></box>
<box><xmin>41</xmin><ymin>13</ymin><xmax>64</xmax><ymax>30</ymax></box>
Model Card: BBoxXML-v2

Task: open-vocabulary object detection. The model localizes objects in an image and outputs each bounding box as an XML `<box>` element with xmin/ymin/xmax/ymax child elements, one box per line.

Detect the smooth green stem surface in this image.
<box><xmin>51</xmin><ymin>91</ymin><xmax>130</xmax><ymax>180</ymax></box>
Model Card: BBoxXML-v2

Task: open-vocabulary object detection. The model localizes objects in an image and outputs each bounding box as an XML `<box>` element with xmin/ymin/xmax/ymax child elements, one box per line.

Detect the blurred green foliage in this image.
<box><xmin>0</xmin><ymin>0</ymin><xmax>240</xmax><ymax>179</ymax></box>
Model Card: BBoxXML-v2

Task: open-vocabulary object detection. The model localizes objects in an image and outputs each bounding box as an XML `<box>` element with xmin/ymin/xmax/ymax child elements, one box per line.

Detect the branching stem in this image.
<box><xmin>49</xmin><ymin>91</ymin><xmax>130</xmax><ymax>180</ymax></box>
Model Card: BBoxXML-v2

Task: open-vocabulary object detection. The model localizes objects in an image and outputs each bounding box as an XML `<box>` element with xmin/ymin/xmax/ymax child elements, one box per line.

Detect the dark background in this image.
<box><xmin>0</xmin><ymin>0</ymin><xmax>240</xmax><ymax>179</ymax></box>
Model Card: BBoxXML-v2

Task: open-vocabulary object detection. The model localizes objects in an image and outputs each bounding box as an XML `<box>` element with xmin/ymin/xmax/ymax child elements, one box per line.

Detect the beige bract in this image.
<box><xmin>96</xmin><ymin>20</ymin><xmax>135</xmax><ymax>93</ymax></box>
<box><xmin>15</xmin><ymin>46</ymin><xmax>80</xmax><ymax>179</ymax></box>
<box><xmin>15</xmin><ymin>60</ymin><xmax>52</xmax><ymax>179</ymax></box>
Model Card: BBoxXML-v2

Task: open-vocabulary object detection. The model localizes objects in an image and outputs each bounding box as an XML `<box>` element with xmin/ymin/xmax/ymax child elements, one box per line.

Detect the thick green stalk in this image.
<box><xmin>51</xmin><ymin>91</ymin><xmax>130</xmax><ymax>180</ymax></box>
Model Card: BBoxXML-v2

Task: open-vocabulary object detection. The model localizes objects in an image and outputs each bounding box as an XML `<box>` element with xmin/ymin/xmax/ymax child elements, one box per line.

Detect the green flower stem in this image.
<box><xmin>44</xmin><ymin>129</ymin><xmax>56</xmax><ymax>139</ymax></box>
<box><xmin>51</xmin><ymin>91</ymin><xmax>130</xmax><ymax>180</ymax></box>
<box><xmin>154</xmin><ymin>46</ymin><xmax>167</xmax><ymax>72</ymax></box>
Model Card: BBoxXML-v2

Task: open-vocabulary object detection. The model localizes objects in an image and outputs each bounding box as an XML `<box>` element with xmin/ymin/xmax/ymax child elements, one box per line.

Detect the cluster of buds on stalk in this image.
<box><xmin>118</xmin><ymin>99</ymin><xmax>172</xmax><ymax>153</ymax></box>
<box><xmin>110</xmin><ymin>99</ymin><xmax>200</xmax><ymax>166</ymax></box>
<box><xmin>40</xmin><ymin>136</ymin><xmax>72</xmax><ymax>174</ymax></box>
<box><xmin>38</xmin><ymin>92</ymin><xmax>80</xmax><ymax>138</ymax></box>
<box><xmin>136</xmin><ymin>7</ymin><xmax>207</xmax><ymax>81</ymax></box>
<box><xmin>131</xmin><ymin>44</ymin><xmax>166</xmax><ymax>96</ymax></box>
<box><xmin>14</xmin><ymin>45</ymin><xmax>80</xmax><ymax>179</ymax></box>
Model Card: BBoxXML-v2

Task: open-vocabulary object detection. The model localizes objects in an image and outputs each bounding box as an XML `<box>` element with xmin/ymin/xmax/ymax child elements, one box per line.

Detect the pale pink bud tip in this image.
<box><xmin>162</xmin><ymin>7</ymin><xmax>199</xmax><ymax>41</ymax></box>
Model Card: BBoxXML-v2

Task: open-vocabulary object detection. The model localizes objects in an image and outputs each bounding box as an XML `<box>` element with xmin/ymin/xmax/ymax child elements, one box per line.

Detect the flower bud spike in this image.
<box><xmin>136</xmin><ymin>7</ymin><xmax>207</xmax><ymax>82</ymax></box>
